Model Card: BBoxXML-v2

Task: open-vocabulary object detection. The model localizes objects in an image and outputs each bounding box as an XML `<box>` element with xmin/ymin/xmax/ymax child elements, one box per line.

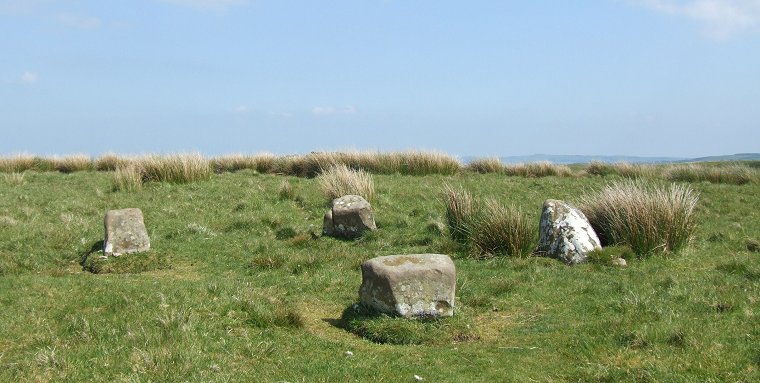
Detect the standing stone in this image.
<box><xmin>359</xmin><ymin>254</ymin><xmax>456</xmax><ymax>318</ymax></box>
<box><xmin>104</xmin><ymin>208</ymin><xmax>150</xmax><ymax>256</ymax></box>
<box><xmin>538</xmin><ymin>199</ymin><xmax>601</xmax><ymax>265</ymax></box>
<box><xmin>323</xmin><ymin>195</ymin><xmax>376</xmax><ymax>238</ymax></box>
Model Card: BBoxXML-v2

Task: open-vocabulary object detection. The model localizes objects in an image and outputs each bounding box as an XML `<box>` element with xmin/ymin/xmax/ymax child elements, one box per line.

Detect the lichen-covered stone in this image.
<box><xmin>104</xmin><ymin>208</ymin><xmax>150</xmax><ymax>256</ymax></box>
<box><xmin>323</xmin><ymin>195</ymin><xmax>376</xmax><ymax>238</ymax></box>
<box><xmin>359</xmin><ymin>254</ymin><xmax>456</xmax><ymax>318</ymax></box>
<box><xmin>538</xmin><ymin>199</ymin><xmax>601</xmax><ymax>265</ymax></box>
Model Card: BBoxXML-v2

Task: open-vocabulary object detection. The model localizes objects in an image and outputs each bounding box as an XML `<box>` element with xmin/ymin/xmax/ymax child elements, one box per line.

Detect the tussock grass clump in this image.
<box><xmin>579</xmin><ymin>180</ymin><xmax>699</xmax><ymax>255</ymax></box>
<box><xmin>585</xmin><ymin>161</ymin><xmax>660</xmax><ymax>179</ymax></box>
<box><xmin>112</xmin><ymin>166</ymin><xmax>144</xmax><ymax>192</ymax></box>
<box><xmin>396</xmin><ymin>150</ymin><xmax>461</xmax><ymax>175</ymax></box>
<box><xmin>468</xmin><ymin>200</ymin><xmax>535</xmax><ymax>258</ymax></box>
<box><xmin>664</xmin><ymin>163</ymin><xmax>757</xmax><ymax>185</ymax></box>
<box><xmin>504</xmin><ymin>161</ymin><xmax>574</xmax><ymax>178</ymax></box>
<box><xmin>442</xmin><ymin>184</ymin><xmax>476</xmax><ymax>243</ymax></box>
<box><xmin>586</xmin><ymin>161</ymin><xmax>616</xmax><ymax>176</ymax></box>
<box><xmin>270</xmin><ymin>150</ymin><xmax>460</xmax><ymax>176</ymax></box>
<box><xmin>138</xmin><ymin>153</ymin><xmax>211</xmax><ymax>184</ymax></box>
<box><xmin>95</xmin><ymin>152</ymin><xmax>134</xmax><ymax>171</ymax></box>
<box><xmin>3</xmin><ymin>172</ymin><xmax>26</xmax><ymax>186</ymax></box>
<box><xmin>317</xmin><ymin>164</ymin><xmax>375</xmax><ymax>202</ymax></box>
<box><xmin>211</xmin><ymin>152</ymin><xmax>277</xmax><ymax>173</ymax></box>
<box><xmin>51</xmin><ymin>154</ymin><xmax>94</xmax><ymax>173</ymax></box>
<box><xmin>0</xmin><ymin>154</ymin><xmax>36</xmax><ymax>172</ymax></box>
<box><xmin>278</xmin><ymin>180</ymin><xmax>295</xmax><ymax>200</ymax></box>
<box><xmin>466</xmin><ymin>157</ymin><xmax>505</xmax><ymax>173</ymax></box>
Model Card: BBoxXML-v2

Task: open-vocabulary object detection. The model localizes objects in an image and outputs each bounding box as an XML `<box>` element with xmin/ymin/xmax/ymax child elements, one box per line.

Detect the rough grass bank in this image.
<box><xmin>0</xmin><ymin>171</ymin><xmax>758</xmax><ymax>382</ymax></box>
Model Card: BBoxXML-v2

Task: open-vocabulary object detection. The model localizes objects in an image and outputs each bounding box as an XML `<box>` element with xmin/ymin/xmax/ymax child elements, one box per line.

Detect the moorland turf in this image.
<box><xmin>0</xmin><ymin>170</ymin><xmax>758</xmax><ymax>382</ymax></box>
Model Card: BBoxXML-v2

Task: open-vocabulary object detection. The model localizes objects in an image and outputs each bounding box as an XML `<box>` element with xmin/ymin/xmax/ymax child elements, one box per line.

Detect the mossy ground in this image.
<box><xmin>0</xmin><ymin>171</ymin><xmax>758</xmax><ymax>382</ymax></box>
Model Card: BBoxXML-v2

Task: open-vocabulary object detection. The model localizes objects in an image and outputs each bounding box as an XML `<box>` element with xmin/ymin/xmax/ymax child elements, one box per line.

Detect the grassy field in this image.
<box><xmin>0</xmin><ymin>169</ymin><xmax>758</xmax><ymax>382</ymax></box>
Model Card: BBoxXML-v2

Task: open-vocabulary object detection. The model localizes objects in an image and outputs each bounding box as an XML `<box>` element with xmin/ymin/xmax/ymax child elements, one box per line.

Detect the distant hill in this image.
<box><xmin>461</xmin><ymin>153</ymin><xmax>759</xmax><ymax>165</ymax></box>
<box><xmin>676</xmin><ymin>153</ymin><xmax>760</xmax><ymax>163</ymax></box>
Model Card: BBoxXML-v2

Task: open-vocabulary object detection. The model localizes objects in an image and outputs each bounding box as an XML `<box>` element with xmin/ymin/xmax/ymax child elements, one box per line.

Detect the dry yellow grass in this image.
<box><xmin>442</xmin><ymin>184</ymin><xmax>476</xmax><ymax>243</ymax></box>
<box><xmin>211</xmin><ymin>153</ymin><xmax>277</xmax><ymax>173</ymax></box>
<box><xmin>317</xmin><ymin>164</ymin><xmax>375</xmax><ymax>202</ymax></box>
<box><xmin>3</xmin><ymin>171</ymin><xmax>26</xmax><ymax>186</ymax></box>
<box><xmin>137</xmin><ymin>153</ymin><xmax>211</xmax><ymax>183</ymax></box>
<box><xmin>51</xmin><ymin>154</ymin><xmax>93</xmax><ymax>173</ymax></box>
<box><xmin>504</xmin><ymin>161</ymin><xmax>574</xmax><ymax>177</ymax></box>
<box><xmin>663</xmin><ymin>163</ymin><xmax>757</xmax><ymax>185</ymax></box>
<box><xmin>0</xmin><ymin>154</ymin><xmax>36</xmax><ymax>172</ymax></box>
<box><xmin>578</xmin><ymin>179</ymin><xmax>699</xmax><ymax>255</ymax></box>
<box><xmin>112</xmin><ymin>166</ymin><xmax>143</xmax><ymax>192</ymax></box>
<box><xmin>466</xmin><ymin>157</ymin><xmax>505</xmax><ymax>173</ymax></box>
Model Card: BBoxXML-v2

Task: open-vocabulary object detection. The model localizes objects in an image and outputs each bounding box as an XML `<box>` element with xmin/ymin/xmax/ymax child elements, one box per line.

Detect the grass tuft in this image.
<box><xmin>317</xmin><ymin>164</ymin><xmax>375</xmax><ymax>202</ymax></box>
<box><xmin>3</xmin><ymin>171</ymin><xmax>26</xmax><ymax>186</ymax></box>
<box><xmin>51</xmin><ymin>154</ymin><xmax>94</xmax><ymax>173</ymax></box>
<box><xmin>468</xmin><ymin>199</ymin><xmax>535</xmax><ymax>258</ymax></box>
<box><xmin>211</xmin><ymin>152</ymin><xmax>277</xmax><ymax>173</ymax></box>
<box><xmin>0</xmin><ymin>154</ymin><xmax>36</xmax><ymax>172</ymax></box>
<box><xmin>278</xmin><ymin>180</ymin><xmax>295</xmax><ymax>200</ymax></box>
<box><xmin>139</xmin><ymin>153</ymin><xmax>211</xmax><ymax>183</ymax></box>
<box><xmin>664</xmin><ymin>163</ymin><xmax>757</xmax><ymax>185</ymax></box>
<box><xmin>466</xmin><ymin>157</ymin><xmax>505</xmax><ymax>173</ymax></box>
<box><xmin>241</xmin><ymin>299</ymin><xmax>304</xmax><ymax>329</ymax></box>
<box><xmin>504</xmin><ymin>161</ymin><xmax>574</xmax><ymax>178</ymax></box>
<box><xmin>442</xmin><ymin>184</ymin><xmax>476</xmax><ymax>243</ymax></box>
<box><xmin>95</xmin><ymin>152</ymin><xmax>134</xmax><ymax>171</ymax></box>
<box><xmin>112</xmin><ymin>165</ymin><xmax>144</xmax><ymax>192</ymax></box>
<box><xmin>579</xmin><ymin>180</ymin><xmax>699</xmax><ymax>255</ymax></box>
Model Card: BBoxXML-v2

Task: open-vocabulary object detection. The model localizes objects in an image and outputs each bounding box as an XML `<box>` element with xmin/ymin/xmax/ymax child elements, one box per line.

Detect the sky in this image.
<box><xmin>1</xmin><ymin>0</ymin><xmax>759</xmax><ymax>158</ymax></box>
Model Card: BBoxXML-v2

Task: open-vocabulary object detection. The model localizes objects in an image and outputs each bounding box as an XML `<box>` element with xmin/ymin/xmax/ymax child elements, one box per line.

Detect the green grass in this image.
<box><xmin>0</xmin><ymin>170</ymin><xmax>758</xmax><ymax>382</ymax></box>
<box><xmin>579</xmin><ymin>180</ymin><xmax>699</xmax><ymax>255</ymax></box>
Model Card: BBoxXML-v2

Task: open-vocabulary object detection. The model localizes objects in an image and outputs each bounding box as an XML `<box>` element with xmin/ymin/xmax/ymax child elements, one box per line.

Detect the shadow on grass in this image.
<box><xmin>324</xmin><ymin>303</ymin><xmax>479</xmax><ymax>345</ymax></box>
<box><xmin>79</xmin><ymin>240</ymin><xmax>104</xmax><ymax>265</ymax></box>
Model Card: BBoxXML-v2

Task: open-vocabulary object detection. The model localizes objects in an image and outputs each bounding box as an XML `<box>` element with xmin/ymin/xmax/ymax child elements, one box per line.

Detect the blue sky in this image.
<box><xmin>1</xmin><ymin>0</ymin><xmax>759</xmax><ymax>157</ymax></box>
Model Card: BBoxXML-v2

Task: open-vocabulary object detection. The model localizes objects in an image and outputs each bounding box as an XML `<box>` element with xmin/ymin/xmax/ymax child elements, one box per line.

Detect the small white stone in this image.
<box><xmin>612</xmin><ymin>258</ymin><xmax>627</xmax><ymax>267</ymax></box>
<box><xmin>344</xmin><ymin>351</ymin><xmax>354</xmax><ymax>357</ymax></box>
<box><xmin>414</xmin><ymin>375</ymin><xmax>423</xmax><ymax>381</ymax></box>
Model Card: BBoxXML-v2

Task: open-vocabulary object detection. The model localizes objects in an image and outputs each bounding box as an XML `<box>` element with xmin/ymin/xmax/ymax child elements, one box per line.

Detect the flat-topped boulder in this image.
<box><xmin>323</xmin><ymin>195</ymin><xmax>376</xmax><ymax>239</ymax></box>
<box><xmin>104</xmin><ymin>208</ymin><xmax>150</xmax><ymax>256</ymax></box>
<box><xmin>359</xmin><ymin>254</ymin><xmax>456</xmax><ymax>318</ymax></box>
<box><xmin>538</xmin><ymin>199</ymin><xmax>601</xmax><ymax>264</ymax></box>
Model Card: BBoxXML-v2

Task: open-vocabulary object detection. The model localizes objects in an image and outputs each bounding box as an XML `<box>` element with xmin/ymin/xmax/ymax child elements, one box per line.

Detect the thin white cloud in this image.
<box><xmin>635</xmin><ymin>0</ymin><xmax>760</xmax><ymax>38</ymax></box>
<box><xmin>311</xmin><ymin>106</ymin><xmax>357</xmax><ymax>116</ymax></box>
<box><xmin>0</xmin><ymin>0</ymin><xmax>51</xmax><ymax>16</ymax></box>
<box><xmin>234</xmin><ymin>105</ymin><xmax>249</xmax><ymax>113</ymax></box>
<box><xmin>158</xmin><ymin>0</ymin><xmax>247</xmax><ymax>11</ymax></box>
<box><xmin>57</xmin><ymin>12</ymin><xmax>101</xmax><ymax>29</ymax></box>
<box><xmin>21</xmin><ymin>71</ymin><xmax>38</xmax><ymax>84</ymax></box>
<box><xmin>269</xmin><ymin>111</ymin><xmax>293</xmax><ymax>118</ymax></box>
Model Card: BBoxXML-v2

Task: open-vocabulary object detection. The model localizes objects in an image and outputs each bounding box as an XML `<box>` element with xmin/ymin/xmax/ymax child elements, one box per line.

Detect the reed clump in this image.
<box><xmin>578</xmin><ymin>180</ymin><xmax>699</xmax><ymax>255</ymax></box>
<box><xmin>317</xmin><ymin>164</ymin><xmax>375</xmax><ymax>203</ymax></box>
<box><xmin>442</xmin><ymin>184</ymin><xmax>477</xmax><ymax>243</ymax></box>
<box><xmin>468</xmin><ymin>199</ymin><xmax>535</xmax><ymax>258</ymax></box>
<box><xmin>663</xmin><ymin>163</ymin><xmax>757</xmax><ymax>185</ymax></box>
<box><xmin>466</xmin><ymin>157</ymin><xmax>505</xmax><ymax>174</ymax></box>
<box><xmin>504</xmin><ymin>161</ymin><xmax>574</xmax><ymax>177</ymax></box>
<box><xmin>137</xmin><ymin>153</ymin><xmax>212</xmax><ymax>184</ymax></box>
